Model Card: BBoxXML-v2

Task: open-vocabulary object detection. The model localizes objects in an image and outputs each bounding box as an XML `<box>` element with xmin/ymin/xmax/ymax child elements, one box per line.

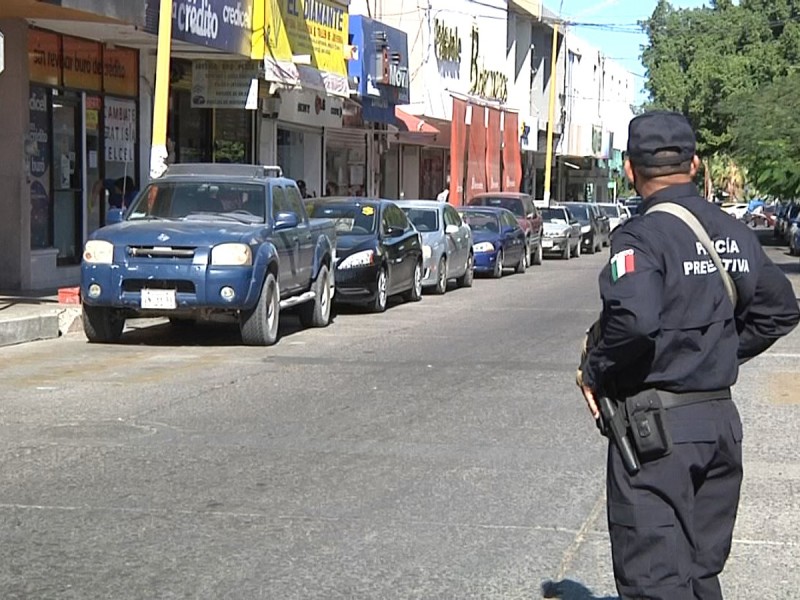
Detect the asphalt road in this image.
<box><xmin>0</xmin><ymin>232</ymin><xmax>798</xmax><ymax>600</ymax></box>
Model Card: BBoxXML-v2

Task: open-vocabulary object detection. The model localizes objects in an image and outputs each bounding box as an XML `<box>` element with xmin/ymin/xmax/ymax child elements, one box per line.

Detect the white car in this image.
<box><xmin>596</xmin><ymin>203</ymin><xmax>628</xmax><ymax>231</ymax></box>
<box><xmin>721</xmin><ymin>203</ymin><xmax>748</xmax><ymax>220</ymax></box>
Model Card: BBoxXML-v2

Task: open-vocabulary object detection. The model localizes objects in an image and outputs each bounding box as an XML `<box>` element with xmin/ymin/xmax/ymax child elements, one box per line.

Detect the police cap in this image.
<box><xmin>627</xmin><ymin>111</ymin><xmax>696</xmax><ymax>167</ymax></box>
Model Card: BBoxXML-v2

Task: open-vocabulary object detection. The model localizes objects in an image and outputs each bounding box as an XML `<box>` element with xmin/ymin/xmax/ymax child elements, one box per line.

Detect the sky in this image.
<box><xmin>559</xmin><ymin>0</ymin><xmax>709</xmax><ymax>103</ymax></box>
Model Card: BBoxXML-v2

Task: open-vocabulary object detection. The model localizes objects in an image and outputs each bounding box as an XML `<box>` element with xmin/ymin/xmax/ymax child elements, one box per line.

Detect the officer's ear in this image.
<box><xmin>623</xmin><ymin>159</ymin><xmax>635</xmax><ymax>184</ymax></box>
<box><xmin>690</xmin><ymin>155</ymin><xmax>701</xmax><ymax>178</ymax></box>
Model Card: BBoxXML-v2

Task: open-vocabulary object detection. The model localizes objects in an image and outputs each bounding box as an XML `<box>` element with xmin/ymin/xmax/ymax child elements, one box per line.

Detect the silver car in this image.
<box><xmin>540</xmin><ymin>206</ymin><xmax>582</xmax><ymax>259</ymax></box>
<box><xmin>395</xmin><ymin>200</ymin><xmax>474</xmax><ymax>294</ymax></box>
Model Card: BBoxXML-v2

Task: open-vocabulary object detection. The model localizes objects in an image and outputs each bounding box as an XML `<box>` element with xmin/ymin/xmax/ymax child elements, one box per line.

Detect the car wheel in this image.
<box><xmin>585</xmin><ymin>236</ymin><xmax>596</xmax><ymax>255</ymax></box>
<box><xmin>515</xmin><ymin>246</ymin><xmax>527</xmax><ymax>274</ymax></box>
<box><xmin>83</xmin><ymin>304</ymin><xmax>125</xmax><ymax>343</ymax></box>
<box><xmin>562</xmin><ymin>242</ymin><xmax>571</xmax><ymax>260</ymax></box>
<box><xmin>371</xmin><ymin>266</ymin><xmax>388</xmax><ymax>313</ymax></box>
<box><xmin>457</xmin><ymin>253</ymin><xmax>474</xmax><ymax>288</ymax></box>
<box><xmin>432</xmin><ymin>256</ymin><xmax>447</xmax><ymax>295</ymax></box>
<box><xmin>404</xmin><ymin>261</ymin><xmax>423</xmax><ymax>302</ymax></box>
<box><xmin>240</xmin><ymin>272</ymin><xmax>280</xmax><ymax>346</ymax></box>
<box><xmin>532</xmin><ymin>241</ymin><xmax>543</xmax><ymax>265</ymax></box>
<box><xmin>492</xmin><ymin>251</ymin><xmax>504</xmax><ymax>278</ymax></box>
<box><xmin>298</xmin><ymin>264</ymin><xmax>332</xmax><ymax>328</ymax></box>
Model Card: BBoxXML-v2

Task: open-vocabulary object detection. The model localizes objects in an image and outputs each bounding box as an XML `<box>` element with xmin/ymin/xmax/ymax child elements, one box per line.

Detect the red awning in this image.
<box><xmin>394</xmin><ymin>108</ymin><xmax>440</xmax><ymax>134</ymax></box>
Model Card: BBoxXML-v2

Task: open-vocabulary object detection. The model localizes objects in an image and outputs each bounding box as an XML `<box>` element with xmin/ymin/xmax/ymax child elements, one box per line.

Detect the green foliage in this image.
<box><xmin>641</xmin><ymin>0</ymin><xmax>800</xmax><ymax>197</ymax></box>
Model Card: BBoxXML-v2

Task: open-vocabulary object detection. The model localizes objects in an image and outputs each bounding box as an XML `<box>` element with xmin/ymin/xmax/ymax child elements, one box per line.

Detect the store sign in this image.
<box><xmin>262</xmin><ymin>0</ymin><xmax>349</xmax><ymax>96</ymax></box>
<box><xmin>29</xmin><ymin>29</ymin><xmax>62</xmax><ymax>86</ymax></box>
<box><xmin>277</xmin><ymin>89</ymin><xmax>343</xmax><ymax>128</ymax></box>
<box><xmin>191</xmin><ymin>60</ymin><xmax>260</xmax><ymax>109</ymax></box>
<box><xmin>146</xmin><ymin>0</ymin><xmax>254</xmax><ymax>56</ymax></box>
<box><xmin>62</xmin><ymin>37</ymin><xmax>103</xmax><ymax>91</ymax></box>
<box><xmin>434</xmin><ymin>20</ymin><xmax>461</xmax><ymax>63</ymax></box>
<box><xmin>27</xmin><ymin>87</ymin><xmax>51</xmax><ymax>249</ymax></box>
<box><xmin>103</xmin><ymin>47</ymin><xmax>138</xmax><ymax>97</ymax></box>
<box><xmin>469</xmin><ymin>27</ymin><xmax>508</xmax><ymax>103</ymax></box>
<box><xmin>105</xmin><ymin>97</ymin><xmax>137</xmax><ymax>164</ymax></box>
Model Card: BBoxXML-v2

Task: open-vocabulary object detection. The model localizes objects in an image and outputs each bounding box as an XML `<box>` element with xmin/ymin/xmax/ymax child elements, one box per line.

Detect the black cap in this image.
<box><xmin>627</xmin><ymin>111</ymin><xmax>696</xmax><ymax>167</ymax></box>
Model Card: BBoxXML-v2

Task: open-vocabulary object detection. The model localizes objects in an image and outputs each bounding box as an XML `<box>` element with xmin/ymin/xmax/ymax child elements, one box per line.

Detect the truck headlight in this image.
<box><xmin>83</xmin><ymin>240</ymin><xmax>114</xmax><ymax>264</ymax></box>
<box><xmin>474</xmin><ymin>242</ymin><xmax>495</xmax><ymax>253</ymax></box>
<box><xmin>211</xmin><ymin>243</ymin><xmax>252</xmax><ymax>266</ymax></box>
<box><xmin>339</xmin><ymin>249</ymin><xmax>375</xmax><ymax>269</ymax></box>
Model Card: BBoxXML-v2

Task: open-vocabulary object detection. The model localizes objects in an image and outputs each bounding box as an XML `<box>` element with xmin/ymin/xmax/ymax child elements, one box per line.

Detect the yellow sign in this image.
<box><xmin>261</xmin><ymin>0</ymin><xmax>348</xmax><ymax>77</ymax></box>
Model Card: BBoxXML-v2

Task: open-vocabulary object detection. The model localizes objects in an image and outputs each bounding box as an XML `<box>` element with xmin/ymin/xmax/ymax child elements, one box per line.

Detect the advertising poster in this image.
<box><xmin>449</xmin><ymin>97</ymin><xmax>468</xmax><ymax>206</ymax></box>
<box><xmin>502</xmin><ymin>111</ymin><xmax>522</xmax><ymax>192</ymax></box>
<box><xmin>191</xmin><ymin>60</ymin><xmax>260</xmax><ymax>109</ymax></box>
<box><xmin>466</xmin><ymin>104</ymin><xmax>487</xmax><ymax>201</ymax></box>
<box><xmin>104</xmin><ymin>98</ymin><xmax>137</xmax><ymax>165</ymax></box>
<box><xmin>485</xmin><ymin>108</ymin><xmax>502</xmax><ymax>193</ymax></box>
<box><xmin>27</xmin><ymin>87</ymin><xmax>51</xmax><ymax>249</ymax></box>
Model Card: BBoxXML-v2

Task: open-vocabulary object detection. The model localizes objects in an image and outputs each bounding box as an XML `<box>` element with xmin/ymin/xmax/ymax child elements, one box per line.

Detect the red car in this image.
<box><xmin>467</xmin><ymin>193</ymin><xmax>544</xmax><ymax>266</ymax></box>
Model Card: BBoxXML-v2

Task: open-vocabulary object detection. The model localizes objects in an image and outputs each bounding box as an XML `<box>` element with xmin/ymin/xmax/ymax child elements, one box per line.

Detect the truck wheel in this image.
<box><xmin>298</xmin><ymin>264</ymin><xmax>332</xmax><ymax>328</ymax></box>
<box><xmin>83</xmin><ymin>305</ymin><xmax>125</xmax><ymax>343</ymax></box>
<box><xmin>240</xmin><ymin>272</ymin><xmax>280</xmax><ymax>346</ymax></box>
<box><xmin>371</xmin><ymin>267</ymin><xmax>388</xmax><ymax>313</ymax></box>
<box><xmin>532</xmin><ymin>241</ymin><xmax>543</xmax><ymax>265</ymax></box>
<box><xmin>433</xmin><ymin>256</ymin><xmax>447</xmax><ymax>295</ymax></box>
<box><xmin>403</xmin><ymin>261</ymin><xmax>423</xmax><ymax>302</ymax></box>
<box><xmin>456</xmin><ymin>253</ymin><xmax>474</xmax><ymax>288</ymax></box>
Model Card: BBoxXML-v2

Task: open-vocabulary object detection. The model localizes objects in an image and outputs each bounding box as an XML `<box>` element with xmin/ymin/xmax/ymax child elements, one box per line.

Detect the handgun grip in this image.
<box><xmin>598</xmin><ymin>396</ymin><xmax>641</xmax><ymax>476</ymax></box>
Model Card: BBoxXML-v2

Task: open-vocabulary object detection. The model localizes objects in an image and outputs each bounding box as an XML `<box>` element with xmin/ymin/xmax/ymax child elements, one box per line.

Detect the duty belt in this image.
<box><xmin>655</xmin><ymin>388</ymin><xmax>732</xmax><ymax>409</ymax></box>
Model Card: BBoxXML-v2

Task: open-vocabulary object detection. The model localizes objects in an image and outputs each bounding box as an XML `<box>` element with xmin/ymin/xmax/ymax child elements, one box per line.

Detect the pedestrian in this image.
<box><xmin>437</xmin><ymin>175</ymin><xmax>450</xmax><ymax>202</ymax></box>
<box><xmin>297</xmin><ymin>179</ymin><xmax>311</xmax><ymax>199</ymax></box>
<box><xmin>576</xmin><ymin>111</ymin><xmax>799</xmax><ymax>600</ymax></box>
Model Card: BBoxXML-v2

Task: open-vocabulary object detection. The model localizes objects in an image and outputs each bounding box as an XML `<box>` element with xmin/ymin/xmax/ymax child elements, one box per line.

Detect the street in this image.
<box><xmin>0</xmin><ymin>239</ymin><xmax>798</xmax><ymax>600</ymax></box>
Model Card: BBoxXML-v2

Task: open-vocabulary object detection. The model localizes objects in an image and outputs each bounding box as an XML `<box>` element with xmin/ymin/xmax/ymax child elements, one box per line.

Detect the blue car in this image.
<box><xmin>457</xmin><ymin>206</ymin><xmax>527</xmax><ymax>278</ymax></box>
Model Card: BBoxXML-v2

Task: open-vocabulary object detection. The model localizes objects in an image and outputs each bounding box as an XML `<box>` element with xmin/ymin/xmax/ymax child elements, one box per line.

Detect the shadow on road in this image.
<box><xmin>541</xmin><ymin>579</ymin><xmax>619</xmax><ymax>600</ymax></box>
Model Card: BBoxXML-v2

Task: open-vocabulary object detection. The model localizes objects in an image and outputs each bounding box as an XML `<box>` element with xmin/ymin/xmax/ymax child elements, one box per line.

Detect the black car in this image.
<box><xmin>305</xmin><ymin>198</ymin><xmax>423</xmax><ymax>312</ymax></box>
<box><xmin>560</xmin><ymin>202</ymin><xmax>610</xmax><ymax>254</ymax></box>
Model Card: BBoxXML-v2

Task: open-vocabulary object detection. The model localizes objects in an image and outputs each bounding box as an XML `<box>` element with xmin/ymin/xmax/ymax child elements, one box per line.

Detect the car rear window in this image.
<box><xmin>471</xmin><ymin>197</ymin><xmax>524</xmax><ymax>217</ymax></box>
<box><xmin>401</xmin><ymin>208</ymin><xmax>439</xmax><ymax>232</ymax></box>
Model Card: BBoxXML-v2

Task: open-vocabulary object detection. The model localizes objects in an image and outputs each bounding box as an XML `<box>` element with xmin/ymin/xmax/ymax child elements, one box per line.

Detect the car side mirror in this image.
<box><xmin>445</xmin><ymin>224</ymin><xmax>459</xmax><ymax>235</ymax></box>
<box><xmin>274</xmin><ymin>211</ymin><xmax>299</xmax><ymax>230</ymax></box>
<box><xmin>502</xmin><ymin>226</ymin><xmax>516</xmax><ymax>236</ymax></box>
<box><xmin>106</xmin><ymin>208</ymin><xmax>124</xmax><ymax>225</ymax></box>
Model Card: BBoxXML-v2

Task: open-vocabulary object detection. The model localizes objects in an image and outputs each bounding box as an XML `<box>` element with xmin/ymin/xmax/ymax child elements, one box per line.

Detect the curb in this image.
<box><xmin>0</xmin><ymin>313</ymin><xmax>60</xmax><ymax>347</ymax></box>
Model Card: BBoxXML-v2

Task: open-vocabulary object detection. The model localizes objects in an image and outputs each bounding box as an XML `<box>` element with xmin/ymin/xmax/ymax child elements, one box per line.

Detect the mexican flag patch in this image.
<box><xmin>611</xmin><ymin>249</ymin><xmax>635</xmax><ymax>282</ymax></box>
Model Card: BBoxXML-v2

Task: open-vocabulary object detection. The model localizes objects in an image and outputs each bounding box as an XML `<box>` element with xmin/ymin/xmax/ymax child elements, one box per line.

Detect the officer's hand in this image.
<box><xmin>577</xmin><ymin>371</ymin><xmax>600</xmax><ymax>420</ymax></box>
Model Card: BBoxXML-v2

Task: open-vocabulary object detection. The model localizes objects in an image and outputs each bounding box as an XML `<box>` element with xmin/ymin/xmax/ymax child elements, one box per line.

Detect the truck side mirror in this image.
<box><xmin>274</xmin><ymin>211</ymin><xmax>299</xmax><ymax>230</ymax></box>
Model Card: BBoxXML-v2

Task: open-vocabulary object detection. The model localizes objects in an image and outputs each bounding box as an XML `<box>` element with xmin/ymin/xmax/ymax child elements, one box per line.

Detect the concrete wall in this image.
<box><xmin>0</xmin><ymin>19</ymin><xmax>31</xmax><ymax>290</ymax></box>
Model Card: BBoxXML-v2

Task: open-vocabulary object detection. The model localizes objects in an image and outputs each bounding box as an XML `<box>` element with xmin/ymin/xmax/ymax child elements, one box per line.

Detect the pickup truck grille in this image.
<box><xmin>122</xmin><ymin>279</ymin><xmax>196</xmax><ymax>293</ymax></box>
<box><xmin>127</xmin><ymin>246</ymin><xmax>196</xmax><ymax>259</ymax></box>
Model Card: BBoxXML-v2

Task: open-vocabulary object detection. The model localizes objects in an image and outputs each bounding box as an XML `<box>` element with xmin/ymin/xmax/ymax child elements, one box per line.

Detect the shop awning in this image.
<box><xmin>395</xmin><ymin>109</ymin><xmax>440</xmax><ymax>134</ymax></box>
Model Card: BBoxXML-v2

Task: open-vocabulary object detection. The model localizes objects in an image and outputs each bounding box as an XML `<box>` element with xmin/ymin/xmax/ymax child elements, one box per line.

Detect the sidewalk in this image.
<box><xmin>0</xmin><ymin>290</ymin><xmax>83</xmax><ymax>347</ymax></box>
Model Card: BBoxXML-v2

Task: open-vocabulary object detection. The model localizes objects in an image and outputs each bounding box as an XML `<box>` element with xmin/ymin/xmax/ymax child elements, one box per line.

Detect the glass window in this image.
<box><xmin>387</xmin><ymin>205</ymin><xmax>411</xmax><ymax>231</ymax></box>
<box><xmin>443</xmin><ymin>206</ymin><xmax>461</xmax><ymax>227</ymax></box>
<box><xmin>459</xmin><ymin>211</ymin><xmax>499</xmax><ymax>233</ymax></box>
<box><xmin>272</xmin><ymin>186</ymin><xmax>289</xmax><ymax>217</ymax></box>
<box><xmin>285</xmin><ymin>185</ymin><xmax>306</xmax><ymax>220</ymax></box>
<box><xmin>214</xmin><ymin>109</ymin><xmax>251</xmax><ymax>164</ymax></box>
<box><xmin>309</xmin><ymin>203</ymin><xmax>377</xmax><ymax>235</ymax></box>
<box><xmin>403</xmin><ymin>208</ymin><xmax>439</xmax><ymax>232</ymax></box>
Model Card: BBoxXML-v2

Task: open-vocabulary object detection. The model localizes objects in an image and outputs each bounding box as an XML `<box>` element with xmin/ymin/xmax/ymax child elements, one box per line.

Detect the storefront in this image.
<box><xmin>25</xmin><ymin>27</ymin><xmax>139</xmax><ymax>286</ymax></box>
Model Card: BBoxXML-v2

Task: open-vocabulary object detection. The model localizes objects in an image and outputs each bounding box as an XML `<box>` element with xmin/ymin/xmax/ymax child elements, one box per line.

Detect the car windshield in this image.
<box><xmin>308</xmin><ymin>203</ymin><xmax>377</xmax><ymax>235</ymax></box>
<box><xmin>473</xmin><ymin>197</ymin><xmax>524</xmax><ymax>217</ymax></box>
<box><xmin>600</xmin><ymin>205</ymin><xmax>620</xmax><ymax>218</ymax></box>
<box><xmin>564</xmin><ymin>204</ymin><xmax>590</xmax><ymax>224</ymax></box>
<box><xmin>459</xmin><ymin>211</ymin><xmax>500</xmax><ymax>233</ymax></box>
<box><xmin>541</xmin><ymin>208</ymin><xmax>568</xmax><ymax>224</ymax></box>
<box><xmin>128</xmin><ymin>182</ymin><xmax>266</xmax><ymax>224</ymax></box>
<box><xmin>402</xmin><ymin>208</ymin><xmax>439</xmax><ymax>232</ymax></box>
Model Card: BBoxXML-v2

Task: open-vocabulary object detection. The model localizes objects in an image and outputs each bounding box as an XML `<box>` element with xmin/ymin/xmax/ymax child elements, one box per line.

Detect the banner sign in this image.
<box><xmin>62</xmin><ymin>36</ymin><xmax>102</xmax><ymax>91</ymax></box>
<box><xmin>191</xmin><ymin>60</ymin><xmax>260</xmax><ymax>109</ymax></box>
<box><xmin>502</xmin><ymin>111</ymin><xmax>522</xmax><ymax>192</ymax></box>
<box><xmin>104</xmin><ymin>97</ymin><xmax>137</xmax><ymax>164</ymax></box>
<box><xmin>486</xmin><ymin>107</ymin><xmax>502</xmax><ymax>193</ymax></box>
<box><xmin>449</xmin><ymin>97</ymin><xmax>468</xmax><ymax>206</ymax></box>
<box><xmin>466</xmin><ymin>104</ymin><xmax>487</xmax><ymax>200</ymax></box>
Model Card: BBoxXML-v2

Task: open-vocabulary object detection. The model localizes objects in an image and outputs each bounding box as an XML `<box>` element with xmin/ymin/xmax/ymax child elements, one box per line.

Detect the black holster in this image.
<box><xmin>625</xmin><ymin>389</ymin><xmax>673</xmax><ymax>462</ymax></box>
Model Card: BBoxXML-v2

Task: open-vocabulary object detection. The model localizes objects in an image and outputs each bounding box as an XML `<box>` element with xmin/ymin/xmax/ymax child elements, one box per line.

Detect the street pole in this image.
<box><xmin>543</xmin><ymin>21</ymin><xmax>559</xmax><ymax>207</ymax></box>
<box><xmin>150</xmin><ymin>0</ymin><xmax>174</xmax><ymax>179</ymax></box>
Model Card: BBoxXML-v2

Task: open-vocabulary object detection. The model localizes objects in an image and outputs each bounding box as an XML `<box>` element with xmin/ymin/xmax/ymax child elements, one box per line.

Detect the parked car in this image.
<box><xmin>721</xmin><ymin>202</ymin><xmax>749</xmax><ymax>221</ymax></box>
<box><xmin>466</xmin><ymin>192</ymin><xmax>544</xmax><ymax>266</ymax></box>
<box><xmin>457</xmin><ymin>206</ymin><xmax>528</xmax><ymax>278</ymax></box>
<box><xmin>781</xmin><ymin>203</ymin><xmax>800</xmax><ymax>245</ymax></box>
<box><xmin>560</xmin><ymin>202</ymin><xmax>610</xmax><ymax>254</ymax></box>
<box><xmin>80</xmin><ymin>164</ymin><xmax>336</xmax><ymax>346</ymax></box>
<box><xmin>596</xmin><ymin>202</ymin><xmax>628</xmax><ymax>231</ymax></box>
<box><xmin>540</xmin><ymin>206</ymin><xmax>582</xmax><ymax>259</ymax></box>
<box><xmin>394</xmin><ymin>200</ymin><xmax>474</xmax><ymax>294</ymax></box>
<box><xmin>774</xmin><ymin>202</ymin><xmax>795</xmax><ymax>241</ymax></box>
<box><xmin>305</xmin><ymin>197</ymin><xmax>423</xmax><ymax>312</ymax></box>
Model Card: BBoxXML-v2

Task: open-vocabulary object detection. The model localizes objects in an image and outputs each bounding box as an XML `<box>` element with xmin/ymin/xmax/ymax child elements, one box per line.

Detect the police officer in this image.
<box><xmin>577</xmin><ymin>111</ymin><xmax>800</xmax><ymax>600</ymax></box>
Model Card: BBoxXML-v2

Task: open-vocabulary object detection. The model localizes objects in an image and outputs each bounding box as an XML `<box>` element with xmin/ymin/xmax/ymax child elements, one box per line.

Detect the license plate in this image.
<box><xmin>141</xmin><ymin>289</ymin><xmax>177</xmax><ymax>310</ymax></box>
<box><xmin>541</xmin><ymin>239</ymin><xmax>553</xmax><ymax>248</ymax></box>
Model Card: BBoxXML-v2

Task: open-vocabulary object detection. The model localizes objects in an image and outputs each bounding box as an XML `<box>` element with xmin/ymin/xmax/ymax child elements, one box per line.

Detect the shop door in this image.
<box><xmin>52</xmin><ymin>94</ymin><xmax>82</xmax><ymax>265</ymax></box>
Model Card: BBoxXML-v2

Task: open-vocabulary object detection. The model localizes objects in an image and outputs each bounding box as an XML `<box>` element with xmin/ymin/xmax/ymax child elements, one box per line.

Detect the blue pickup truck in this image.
<box><xmin>80</xmin><ymin>164</ymin><xmax>336</xmax><ymax>346</ymax></box>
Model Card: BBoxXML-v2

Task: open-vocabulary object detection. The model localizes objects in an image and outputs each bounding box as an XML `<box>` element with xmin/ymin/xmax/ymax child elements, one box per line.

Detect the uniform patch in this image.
<box><xmin>611</xmin><ymin>249</ymin><xmax>635</xmax><ymax>281</ymax></box>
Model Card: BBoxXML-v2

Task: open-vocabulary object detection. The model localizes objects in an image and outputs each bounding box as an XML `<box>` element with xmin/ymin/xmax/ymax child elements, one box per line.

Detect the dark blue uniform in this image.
<box><xmin>583</xmin><ymin>182</ymin><xmax>799</xmax><ymax>598</ymax></box>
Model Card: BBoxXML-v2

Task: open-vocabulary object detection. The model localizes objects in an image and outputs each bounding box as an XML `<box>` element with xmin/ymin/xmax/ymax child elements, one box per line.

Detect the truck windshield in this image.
<box><xmin>128</xmin><ymin>182</ymin><xmax>266</xmax><ymax>223</ymax></box>
<box><xmin>308</xmin><ymin>204</ymin><xmax>377</xmax><ymax>235</ymax></box>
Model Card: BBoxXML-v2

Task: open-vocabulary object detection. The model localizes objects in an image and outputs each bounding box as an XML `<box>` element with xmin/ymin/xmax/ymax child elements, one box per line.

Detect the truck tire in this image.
<box><xmin>83</xmin><ymin>304</ymin><xmax>125</xmax><ymax>343</ymax></box>
<box><xmin>298</xmin><ymin>264</ymin><xmax>332</xmax><ymax>328</ymax></box>
<box><xmin>240</xmin><ymin>272</ymin><xmax>280</xmax><ymax>346</ymax></box>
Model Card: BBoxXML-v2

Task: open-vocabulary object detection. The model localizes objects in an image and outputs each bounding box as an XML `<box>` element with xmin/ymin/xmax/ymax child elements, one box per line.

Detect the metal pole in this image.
<box><xmin>543</xmin><ymin>22</ymin><xmax>559</xmax><ymax>206</ymax></box>
<box><xmin>150</xmin><ymin>0</ymin><xmax>174</xmax><ymax>179</ymax></box>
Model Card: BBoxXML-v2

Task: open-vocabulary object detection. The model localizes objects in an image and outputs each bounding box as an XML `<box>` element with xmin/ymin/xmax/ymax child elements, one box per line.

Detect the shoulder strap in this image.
<box><xmin>645</xmin><ymin>202</ymin><xmax>738</xmax><ymax>308</ymax></box>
